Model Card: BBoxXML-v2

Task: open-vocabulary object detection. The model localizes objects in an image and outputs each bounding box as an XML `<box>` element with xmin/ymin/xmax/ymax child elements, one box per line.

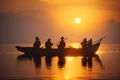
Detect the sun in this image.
<box><xmin>74</xmin><ymin>17</ymin><xmax>81</xmax><ymax>24</ymax></box>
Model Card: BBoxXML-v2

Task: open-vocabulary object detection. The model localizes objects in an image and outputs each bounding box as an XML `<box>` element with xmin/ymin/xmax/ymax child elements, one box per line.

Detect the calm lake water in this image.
<box><xmin>0</xmin><ymin>43</ymin><xmax>120</xmax><ymax>80</ymax></box>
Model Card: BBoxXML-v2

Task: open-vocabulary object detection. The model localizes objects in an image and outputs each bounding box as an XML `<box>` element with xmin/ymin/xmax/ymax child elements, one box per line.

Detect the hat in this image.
<box><xmin>35</xmin><ymin>36</ymin><xmax>39</xmax><ymax>40</ymax></box>
<box><xmin>48</xmin><ymin>38</ymin><xmax>51</xmax><ymax>41</ymax></box>
<box><xmin>84</xmin><ymin>38</ymin><xmax>87</xmax><ymax>41</ymax></box>
<box><xmin>61</xmin><ymin>37</ymin><xmax>64</xmax><ymax>39</ymax></box>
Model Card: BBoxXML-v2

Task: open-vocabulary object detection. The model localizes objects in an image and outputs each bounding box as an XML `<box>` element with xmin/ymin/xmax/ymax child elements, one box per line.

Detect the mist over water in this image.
<box><xmin>0</xmin><ymin>44</ymin><xmax>120</xmax><ymax>80</ymax></box>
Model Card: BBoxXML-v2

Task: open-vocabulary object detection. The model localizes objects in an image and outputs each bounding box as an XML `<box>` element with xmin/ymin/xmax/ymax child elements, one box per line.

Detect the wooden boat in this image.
<box><xmin>16</xmin><ymin>40</ymin><xmax>101</xmax><ymax>58</ymax></box>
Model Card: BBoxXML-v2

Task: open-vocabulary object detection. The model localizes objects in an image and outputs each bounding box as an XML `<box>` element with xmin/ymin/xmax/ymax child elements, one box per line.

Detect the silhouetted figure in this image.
<box><xmin>86</xmin><ymin>38</ymin><xmax>93</xmax><ymax>68</ymax></box>
<box><xmin>81</xmin><ymin>38</ymin><xmax>88</xmax><ymax>58</ymax></box>
<box><xmin>33</xmin><ymin>36</ymin><xmax>41</xmax><ymax>48</ymax></box>
<box><xmin>87</xmin><ymin>38</ymin><xmax>92</xmax><ymax>48</ymax></box>
<box><xmin>81</xmin><ymin>38</ymin><xmax>87</xmax><ymax>49</ymax></box>
<box><xmin>87</xmin><ymin>38</ymin><xmax>93</xmax><ymax>56</ymax></box>
<box><xmin>57</xmin><ymin>37</ymin><xmax>66</xmax><ymax>50</ymax></box>
<box><xmin>81</xmin><ymin>38</ymin><xmax>93</xmax><ymax>68</ymax></box>
<box><xmin>45</xmin><ymin>38</ymin><xmax>53</xmax><ymax>49</ymax></box>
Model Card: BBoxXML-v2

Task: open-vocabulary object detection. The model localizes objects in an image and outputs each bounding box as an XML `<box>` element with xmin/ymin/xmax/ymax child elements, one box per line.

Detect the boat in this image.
<box><xmin>16</xmin><ymin>39</ymin><xmax>102</xmax><ymax>58</ymax></box>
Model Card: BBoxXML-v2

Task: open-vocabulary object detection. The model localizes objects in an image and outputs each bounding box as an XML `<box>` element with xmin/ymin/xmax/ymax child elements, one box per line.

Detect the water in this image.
<box><xmin>0</xmin><ymin>44</ymin><xmax>120</xmax><ymax>80</ymax></box>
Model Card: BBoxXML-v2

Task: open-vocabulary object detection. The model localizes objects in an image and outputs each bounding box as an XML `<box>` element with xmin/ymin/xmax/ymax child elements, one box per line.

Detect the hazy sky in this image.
<box><xmin>0</xmin><ymin>0</ymin><xmax>120</xmax><ymax>44</ymax></box>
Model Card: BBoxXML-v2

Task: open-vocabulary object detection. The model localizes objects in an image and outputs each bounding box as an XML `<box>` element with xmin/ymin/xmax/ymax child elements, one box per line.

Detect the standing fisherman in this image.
<box><xmin>81</xmin><ymin>38</ymin><xmax>88</xmax><ymax>57</ymax></box>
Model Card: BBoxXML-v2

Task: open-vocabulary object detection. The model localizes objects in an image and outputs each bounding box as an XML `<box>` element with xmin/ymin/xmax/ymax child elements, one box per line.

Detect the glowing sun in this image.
<box><xmin>74</xmin><ymin>17</ymin><xmax>81</xmax><ymax>24</ymax></box>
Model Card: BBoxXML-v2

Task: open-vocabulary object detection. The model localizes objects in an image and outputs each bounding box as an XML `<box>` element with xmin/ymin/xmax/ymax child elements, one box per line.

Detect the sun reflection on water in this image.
<box><xmin>65</xmin><ymin>75</ymin><xmax>70</xmax><ymax>79</ymax></box>
<box><xmin>61</xmin><ymin>57</ymin><xmax>84</xmax><ymax>79</ymax></box>
<box><xmin>66</xmin><ymin>57</ymin><xmax>74</xmax><ymax>62</ymax></box>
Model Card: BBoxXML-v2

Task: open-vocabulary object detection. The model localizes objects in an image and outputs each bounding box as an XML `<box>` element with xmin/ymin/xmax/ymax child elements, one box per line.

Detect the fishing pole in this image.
<box><xmin>93</xmin><ymin>36</ymin><xmax>106</xmax><ymax>44</ymax></box>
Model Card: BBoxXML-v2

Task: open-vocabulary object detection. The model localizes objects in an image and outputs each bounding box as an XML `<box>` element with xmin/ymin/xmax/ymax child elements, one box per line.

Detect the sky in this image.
<box><xmin>0</xmin><ymin>0</ymin><xmax>120</xmax><ymax>44</ymax></box>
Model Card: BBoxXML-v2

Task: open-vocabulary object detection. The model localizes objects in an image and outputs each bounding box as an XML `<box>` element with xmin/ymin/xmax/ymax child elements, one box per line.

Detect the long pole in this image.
<box><xmin>93</xmin><ymin>36</ymin><xmax>106</xmax><ymax>44</ymax></box>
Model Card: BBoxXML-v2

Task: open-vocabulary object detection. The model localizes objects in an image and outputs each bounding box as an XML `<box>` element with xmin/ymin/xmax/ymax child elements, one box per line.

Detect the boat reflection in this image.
<box><xmin>45</xmin><ymin>55</ymin><xmax>52</xmax><ymax>67</ymax></box>
<box><xmin>17</xmin><ymin>53</ymin><xmax>66</xmax><ymax>69</ymax></box>
<box><xmin>17</xmin><ymin>53</ymin><xmax>104</xmax><ymax>69</ymax></box>
<box><xmin>81</xmin><ymin>56</ymin><xmax>92</xmax><ymax>68</ymax></box>
<box><xmin>81</xmin><ymin>54</ymin><xmax>104</xmax><ymax>69</ymax></box>
<box><xmin>94</xmin><ymin>54</ymin><xmax>104</xmax><ymax>69</ymax></box>
<box><xmin>33</xmin><ymin>56</ymin><xmax>41</xmax><ymax>68</ymax></box>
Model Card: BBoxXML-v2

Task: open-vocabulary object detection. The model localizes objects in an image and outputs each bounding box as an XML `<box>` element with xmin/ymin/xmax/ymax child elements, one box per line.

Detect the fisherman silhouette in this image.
<box><xmin>87</xmin><ymin>38</ymin><xmax>93</xmax><ymax>56</ymax></box>
<box><xmin>33</xmin><ymin>36</ymin><xmax>41</xmax><ymax>48</ymax></box>
<box><xmin>87</xmin><ymin>39</ymin><xmax>92</xmax><ymax>48</ymax></box>
<box><xmin>45</xmin><ymin>38</ymin><xmax>53</xmax><ymax>49</ymax></box>
<box><xmin>57</xmin><ymin>37</ymin><xmax>66</xmax><ymax>50</ymax></box>
<box><xmin>81</xmin><ymin>38</ymin><xmax>88</xmax><ymax>58</ymax></box>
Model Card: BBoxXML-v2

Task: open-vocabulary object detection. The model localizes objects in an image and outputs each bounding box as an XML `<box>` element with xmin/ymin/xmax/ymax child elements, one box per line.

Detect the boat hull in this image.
<box><xmin>16</xmin><ymin>42</ymin><xmax>100</xmax><ymax>58</ymax></box>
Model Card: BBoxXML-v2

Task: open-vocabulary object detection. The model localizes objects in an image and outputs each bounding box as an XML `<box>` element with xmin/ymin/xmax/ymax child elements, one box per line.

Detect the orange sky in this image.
<box><xmin>0</xmin><ymin>0</ymin><xmax>120</xmax><ymax>43</ymax></box>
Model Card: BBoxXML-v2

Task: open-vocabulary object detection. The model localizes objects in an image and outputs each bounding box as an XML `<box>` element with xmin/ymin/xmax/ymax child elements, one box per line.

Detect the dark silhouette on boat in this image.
<box><xmin>80</xmin><ymin>37</ymin><xmax>105</xmax><ymax>68</ymax></box>
<box><xmin>16</xmin><ymin>36</ymin><xmax>105</xmax><ymax>68</ymax></box>
<box><xmin>16</xmin><ymin>40</ymin><xmax>101</xmax><ymax>58</ymax></box>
